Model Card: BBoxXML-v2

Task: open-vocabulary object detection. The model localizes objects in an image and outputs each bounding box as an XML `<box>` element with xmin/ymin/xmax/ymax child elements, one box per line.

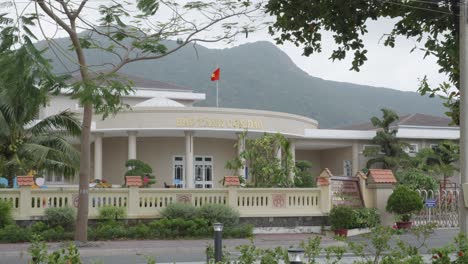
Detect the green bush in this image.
<box><xmin>329</xmin><ymin>205</ymin><xmax>355</xmax><ymax>230</ymax></box>
<box><xmin>224</xmin><ymin>224</ymin><xmax>254</xmax><ymax>238</ymax></box>
<box><xmin>127</xmin><ymin>223</ymin><xmax>152</xmax><ymax>239</ymax></box>
<box><xmin>0</xmin><ymin>199</ymin><xmax>13</xmax><ymax>228</ymax></box>
<box><xmin>31</xmin><ymin>221</ymin><xmax>48</xmax><ymax>233</ymax></box>
<box><xmin>386</xmin><ymin>185</ymin><xmax>423</xmax><ymax>222</ymax></box>
<box><xmin>294</xmin><ymin>160</ymin><xmax>316</xmax><ymax>187</ymax></box>
<box><xmin>396</xmin><ymin>168</ymin><xmax>438</xmax><ymax>191</ymax></box>
<box><xmin>90</xmin><ymin>222</ymin><xmax>127</xmax><ymax>240</ymax></box>
<box><xmin>0</xmin><ymin>225</ymin><xmax>32</xmax><ymax>242</ymax></box>
<box><xmin>44</xmin><ymin>207</ymin><xmax>76</xmax><ymax>231</ymax></box>
<box><xmin>197</xmin><ymin>204</ymin><xmax>240</xmax><ymax>228</ymax></box>
<box><xmin>351</xmin><ymin>208</ymin><xmax>380</xmax><ymax>229</ymax></box>
<box><xmin>98</xmin><ymin>205</ymin><xmax>127</xmax><ymax>221</ymax></box>
<box><xmin>39</xmin><ymin>226</ymin><xmax>73</xmax><ymax>242</ymax></box>
<box><xmin>148</xmin><ymin>218</ymin><xmax>211</xmax><ymax>238</ymax></box>
<box><xmin>160</xmin><ymin>203</ymin><xmax>197</xmax><ymax>219</ymax></box>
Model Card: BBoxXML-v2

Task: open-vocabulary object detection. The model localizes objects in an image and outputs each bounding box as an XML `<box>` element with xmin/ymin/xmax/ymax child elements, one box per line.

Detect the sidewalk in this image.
<box><xmin>0</xmin><ymin>229</ymin><xmax>459</xmax><ymax>264</ymax></box>
<box><xmin>0</xmin><ymin>233</ymin><xmax>345</xmax><ymax>264</ymax></box>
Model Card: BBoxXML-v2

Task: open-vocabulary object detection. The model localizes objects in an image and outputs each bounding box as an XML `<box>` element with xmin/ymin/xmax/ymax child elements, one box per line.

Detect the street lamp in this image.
<box><xmin>213</xmin><ymin>223</ymin><xmax>224</xmax><ymax>262</ymax></box>
<box><xmin>288</xmin><ymin>248</ymin><xmax>305</xmax><ymax>264</ymax></box>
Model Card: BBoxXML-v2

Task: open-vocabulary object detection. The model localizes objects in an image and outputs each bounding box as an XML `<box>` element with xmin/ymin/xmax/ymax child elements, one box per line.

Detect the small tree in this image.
<box><xmin>364</xmin><ymin>109</ymin><xmax>408</xmax><ymax>172</ymax></box>
<box><xmin>386</xmin><ymin>185</ymin><xmax>423</xmax><ymax>222</ymax></box>
<box><xmin>226</xmin><ymin>133</ymin><xmax>293</xmax><ymax>187</ymax></box>
<box><xmin>125</xmin><ymin>159</ymin><xmax>155</xmax><ymax>187</ymax></box>
<box><xmin>395</xmin><ymin>168</ymin><xmax>438</xmax><ymax>191</ymax></box>
<box><xmin>294</xmin><ymin>160</ymin><xmax>315</xmax><ymax>188</ymax></box>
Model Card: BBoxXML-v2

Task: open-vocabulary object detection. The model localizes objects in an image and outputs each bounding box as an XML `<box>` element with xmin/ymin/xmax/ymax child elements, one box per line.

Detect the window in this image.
<box><xmin>343</xmin><ymin>160</ymin><xmax>352</xmax><ymax>177</ymax></box>
<box><xmin>194</xmin><ymin>156</ymin><xmax>213</xmax><ymax>189</ymax></box>
<box><xmin>173</xmin><ymin>156</ymin><xmax>185</xmax><ymax>188</ymax></box>
<box><xmin>44</xmin><ymin>171</ymin><xmax>70</xmax><ymax>184</ymax></box>
<box><xmin>404</xmin><ymin>144</ymin><xmax>419</xmax><ymax>156</ymax></box>
<box><xmin>430</xmin><ymin>144</ymin><xmax>438</xmax><ymax>151</ymax></box>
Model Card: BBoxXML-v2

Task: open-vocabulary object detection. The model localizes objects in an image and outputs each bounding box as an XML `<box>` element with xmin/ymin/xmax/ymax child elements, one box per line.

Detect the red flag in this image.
<box><xmin>211</xmin><ymin>68</ymin><xmax>220</xmax><ymax>81</ymax></box>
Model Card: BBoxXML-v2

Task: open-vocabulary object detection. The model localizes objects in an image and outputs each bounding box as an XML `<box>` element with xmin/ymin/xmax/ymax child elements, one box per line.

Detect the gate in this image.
<box><xmin>413</xmin><ymin>189</ymin><xmax>459</xmax><ymax>228</ymax></box>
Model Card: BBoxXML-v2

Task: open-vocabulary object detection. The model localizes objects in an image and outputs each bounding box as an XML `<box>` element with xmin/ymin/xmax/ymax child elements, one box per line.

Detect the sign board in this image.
<box><xmin>331</xmin><ymin>176</ymin><xmax>364</xmax><ymax>208</ymax></box>
<box><xmin>425</xmin><ymin>199</ymin><xmax>436</xmax><ymax>208</ymax></box>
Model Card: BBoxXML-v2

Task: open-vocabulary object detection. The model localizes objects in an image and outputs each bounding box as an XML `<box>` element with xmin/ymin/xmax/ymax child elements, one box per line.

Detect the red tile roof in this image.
<box><xmin>224</xmin><ymin>176</ymin><xmax>240</xmax><ymax>187</ymax></box>
<box><xmin>367</xmin><ymin>169</ymin><xmax>397</xmax><ymax>184</ymax></box>
<box><xmin>17</xmin><ymin>176</ymin><xmax>35</xmax><ymax>186</ymax></box>
<box><xmin>125</xmin><ymin>176</ymin><xmax>142</xmax><ymax>187</ymax></box>
<box><xmin>356</xmin><ymin>171</ymin><xmax>367</xmax><ymax>180</ymax></box>
<box><xmin>316</xmin><ymin>168</ymin><xmax>333</xmax><ymax>186</ymax></box>
<box><xmin>316</xmin><ymin>177</ymin><xmax>329</xmax><ymax>186</ymax></box>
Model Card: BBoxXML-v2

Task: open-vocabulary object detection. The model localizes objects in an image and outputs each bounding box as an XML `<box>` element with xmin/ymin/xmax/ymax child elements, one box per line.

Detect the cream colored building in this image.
<box><xmin>40</xmin><ymin>74</ymin><xmax>460</xmax><ymax>188</ymax></box>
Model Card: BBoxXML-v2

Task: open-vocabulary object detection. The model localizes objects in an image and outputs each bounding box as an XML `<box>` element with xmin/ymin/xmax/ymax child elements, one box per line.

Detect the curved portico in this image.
<box><xmin>90</xmin><ymin>107</ymin><xmax>319</xmax><ymax>188</ymax></box>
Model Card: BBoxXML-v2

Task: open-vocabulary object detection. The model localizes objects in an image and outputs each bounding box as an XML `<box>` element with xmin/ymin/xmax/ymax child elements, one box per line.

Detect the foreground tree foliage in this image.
<box><xmin>2</xmin><ymin>0</ymin><xmax>262</xmax><ymax>242</ymax></box>
<box><xmin>266</xmin><ymin>0</ymin><xmax>460</xmax><ymax>123</ymax></box>
<box><xmin>0</xmin><ymin>44</ymin><xmax>81</xmax><ymax>184</ymax></box>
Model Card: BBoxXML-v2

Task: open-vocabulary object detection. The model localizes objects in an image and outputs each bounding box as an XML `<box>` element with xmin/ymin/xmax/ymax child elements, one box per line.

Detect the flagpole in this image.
<box><xmin>216</xmin><ymin>64</ymin><xmax>219</xmax><ymax>108</ymax></box>
<box><xmin>216</xmin><ymin>80</ymin><xmax>219</xmax><ymax>108</ymax></box>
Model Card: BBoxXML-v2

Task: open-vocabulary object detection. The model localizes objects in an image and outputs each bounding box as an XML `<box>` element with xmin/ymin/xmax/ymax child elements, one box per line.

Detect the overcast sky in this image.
<box><xmin>202</xmin><ymin>18</ymin><xmax>448</xmax><ymax>93</ymax></box>
<box><xmin>7</xmin><ymin>1</ymin><xmax>448</xmax><ymax>93</ymax></box>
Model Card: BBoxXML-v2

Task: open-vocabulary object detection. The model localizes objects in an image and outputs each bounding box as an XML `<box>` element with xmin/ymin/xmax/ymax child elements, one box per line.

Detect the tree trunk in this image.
<box><xmin>69</xmin><ymin>29</ymin><xmax>92</xmax><ymax>242</ymax></box>
<box><xmin>75</xmin><ymin>104</ymin><xmax>91</xmax><ymax>242</ymax></box>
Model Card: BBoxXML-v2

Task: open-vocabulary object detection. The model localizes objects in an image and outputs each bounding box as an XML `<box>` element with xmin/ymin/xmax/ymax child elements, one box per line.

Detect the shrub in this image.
<box><xmin>351</xmin><ymin>208</ymin><xmax>380</xmax><ymax>229</ymax></box>
<box><xmin>160</xmin><ymin>203</ymin><xmax>197</xmax><ymax>219</ymax></box>
<box><xmin>148</xmin><ymin>218</ymin><xmax>211</xmax><ymax>238</ymax></box>
<box><xmin>127</xmin><ymin>223</ymin><xmax>152</xmax><ymax>239</ymax></box>
<box><xmin>386</xmin><ymin>185</ymin><xmax>423</xmax><ymax>222</ymax></box>
<box><xmin>31</xmin><ymin>221</ymin><xmax>48</xmax><ymax>233</ymax></box>
<box><xmin>39</xmin><ymin>226</ymin><xmax>73</xmax><ymax>242</ymax></box>
<box><xmin>396</xmin><ymin>168</ymin><xmax>438</xmax><ymax>191</ymax></box>
<box><xmin>90</xmin><ymin>222</ymin><xmax>127</xmax><ymax>240</ymax></box>
<box><xmin>329</xmin><ymin>205</ymin><xmax>355</xmax><ymax>230</ymax></box>
<box><xmin>44</xmin><ymin>207</ymin><xmax>76</xmax><ymax>231</ymax></box>
<box><xmin>0</xmin><ymin>199</ymin><xmax>13</xmax><ymax>228</ymax></box>
<box><xmin>0</xmin><ymin>225</ymin><xmax>32</xmax><ymax>242</ymax></box>
<box><xmin>294</xmin><ymin>160</ymin><xmax>316</xmax><ymax>188</ymax></box>
<box><xmin>98</xmin><ymin>205</ymin><xmax>127</xmax><ymax>221</ymax></box>
<box><xmin>197</xmin><ymin>204</ymin><xmax>240</xmax><ymax>228</ymax></box>
<box><xmin>224</xmin><ymin>224</ymin><xmax>254</xmax><ymax>238</ymax></box>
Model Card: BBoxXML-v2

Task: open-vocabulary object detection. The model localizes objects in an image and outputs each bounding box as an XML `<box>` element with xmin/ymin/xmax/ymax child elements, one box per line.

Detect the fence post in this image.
<box><xmin>127</xmin><ymin>186</ymin><xmax>140</xmax><ymax>218</ymax></box>
<box><xmin>125</xmin><ymin>176</ymin><xmax>143</xmax><ymax>218</ymax></box>
<box><xmin>17</xmin><ymin>176</ymin><xmax>34</xmax><ymax>220</ymax></box>
<box><xmin>365</xmin><ymin>170</ymin><xmax>397</xmax><ymax>226</ymax></box>
<box><xmin>316</xmin><ymin>169</ymin><xmax>332</xmax><ymax>214</ymax></box>
<box><xmin>224</xmin><ymin>176</ymin><xmax>240</xmax><ymax>209</ymax></box>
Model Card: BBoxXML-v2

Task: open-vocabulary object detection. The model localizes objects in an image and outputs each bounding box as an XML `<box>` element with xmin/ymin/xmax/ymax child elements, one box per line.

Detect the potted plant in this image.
<box><xmin>386</xmin><ymin>185</ymin><xmax>423</xmax><ymax>229</ymax></box>
<box><xmin>329</xmin><ymin>205</ymin><xmax>354</xmax><ymax>237</ymax></box>
<box><xmin>124</xmin><ymin>159</ymin><xmax>156</xmax><ymax>187</ymax></box>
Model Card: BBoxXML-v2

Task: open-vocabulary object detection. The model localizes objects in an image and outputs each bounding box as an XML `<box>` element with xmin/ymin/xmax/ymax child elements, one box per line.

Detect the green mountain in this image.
<box><xmin>40</xmin><ymin>39</ymin><xmax>446</xmax><ymax>128</ymax></box>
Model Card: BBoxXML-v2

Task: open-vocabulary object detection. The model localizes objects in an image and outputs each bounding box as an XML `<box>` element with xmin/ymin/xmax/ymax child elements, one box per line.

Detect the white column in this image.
<box><xmin>94</xmin><ymin>133</ymin><xmax>103</xmax><ymax>180</ymax></box>
<box><xmin>352</xmin><ymin>141</ymin><xmax>359</xmax><ymax>176</ymax></box>
<box><xmin>185</xmin><ymin>131</ymin><xmax>194</xmax><ymax>188</ymax></box>
<box><xmin>236</xmin><ymin>133</ymin><xmax>246</xmax><ymax>177</ymax></box>
<box><xmin>288</xmin><ymin>139</ymin><xmax>296</xmax><ymax>180</ymax></box>
<box><xmin>128</xmin><ymin>131</ymin><xmax>137</xmax><ymax>160</ymax></box>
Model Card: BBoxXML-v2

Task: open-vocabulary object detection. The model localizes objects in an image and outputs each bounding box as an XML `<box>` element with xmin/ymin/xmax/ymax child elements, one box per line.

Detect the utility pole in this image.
<box><xmin>460</xmin><ymin>0</ymin><xmax>468</xmax><ymax>234</ymax></box>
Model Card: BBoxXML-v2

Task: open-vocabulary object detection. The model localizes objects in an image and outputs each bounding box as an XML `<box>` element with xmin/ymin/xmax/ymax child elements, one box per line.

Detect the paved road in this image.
<box><xmin>0</xmin><ymin>229</ymin><xmax>460</xmax><ymax>264</ymax></box>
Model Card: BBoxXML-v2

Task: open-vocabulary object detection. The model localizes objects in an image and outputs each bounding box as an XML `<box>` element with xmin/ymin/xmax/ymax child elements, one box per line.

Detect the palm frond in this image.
<box><xmin>29</xmin><ymin>111</ymin><xmax>81</xmax><ymax>137</ymax></box>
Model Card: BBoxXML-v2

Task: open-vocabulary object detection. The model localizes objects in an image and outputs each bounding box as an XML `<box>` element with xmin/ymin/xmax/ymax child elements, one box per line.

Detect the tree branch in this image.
<box><xmin>36</xmin><ymin>0</ymin><xmax>73</xmax><ymax>35</ymax></box>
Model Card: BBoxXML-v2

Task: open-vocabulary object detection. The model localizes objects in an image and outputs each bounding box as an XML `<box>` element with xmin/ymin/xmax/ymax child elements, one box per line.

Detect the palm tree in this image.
<box><xmin>364</xmin><ymin>109</ymin><xmax>409</xmax><ymax>171</ymax></box>
<box><xmin>0</xmin><ymin>45</ymin><xmax>81</xmax><ymax>184</ymax></box>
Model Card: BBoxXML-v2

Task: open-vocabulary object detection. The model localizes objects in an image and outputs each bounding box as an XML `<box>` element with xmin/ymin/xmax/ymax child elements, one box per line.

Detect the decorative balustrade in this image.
<box><xmin>0</xmin><ymin>186</ymin><xmax>325</xmax><ymax>220</ymax></box>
